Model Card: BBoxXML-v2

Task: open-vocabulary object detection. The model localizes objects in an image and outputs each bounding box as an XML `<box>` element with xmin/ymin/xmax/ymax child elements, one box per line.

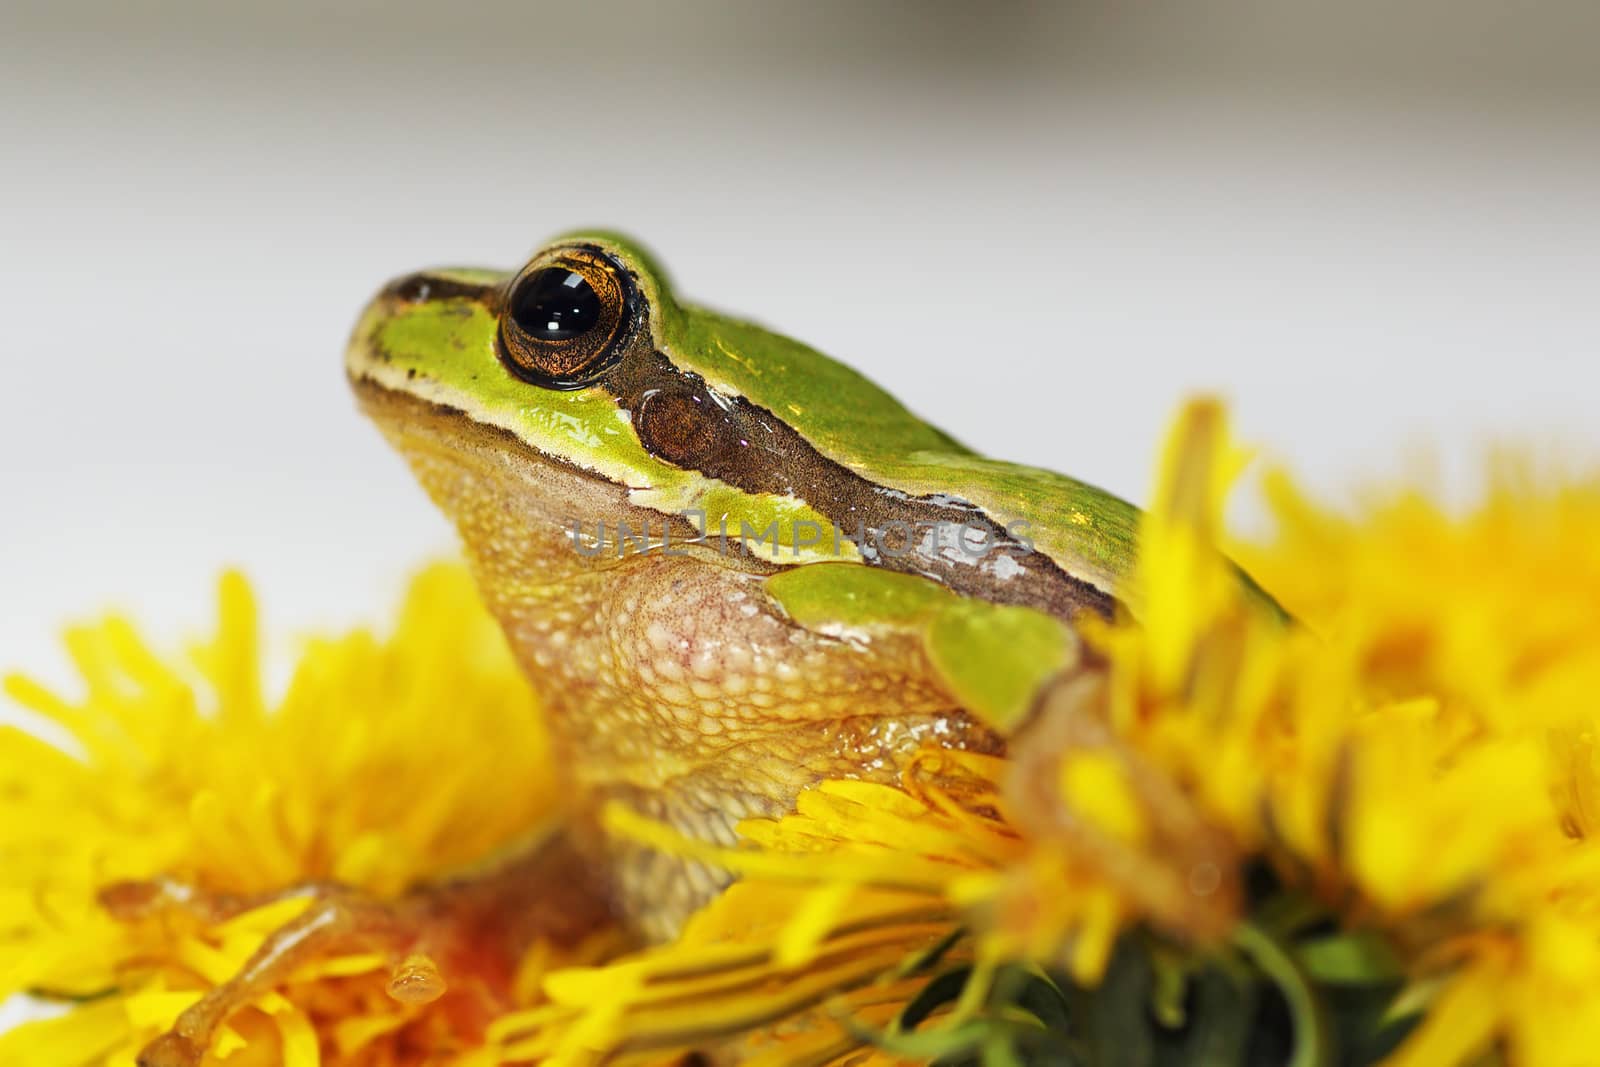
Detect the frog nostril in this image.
<box><xmin>380</xmin><ymin>272</ymin><xmax>491</xmax><ymax>305</ymax></box>
<box><xmin>381</xmin><ymin>272</ymin><xmax>436</xmax><ymax>304</ymax></box>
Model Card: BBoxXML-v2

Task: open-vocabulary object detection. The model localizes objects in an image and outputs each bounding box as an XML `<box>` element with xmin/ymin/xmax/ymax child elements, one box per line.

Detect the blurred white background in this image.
<box><xmin>2</xmin><ymin>0</ymin><xmax>1598</xmax><ymax>678</ymax></box>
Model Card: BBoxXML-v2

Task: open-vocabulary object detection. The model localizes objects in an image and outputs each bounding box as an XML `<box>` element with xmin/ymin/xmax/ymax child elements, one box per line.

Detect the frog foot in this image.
<box><xmin>104</xmin><ymin>828</ymin><xmax>616</xmax><ymax>1067</ymax></box>
<box><xmin>112</xmin><ymin>880</ymin><xmax>433</xmax><ymax>1067</ymax></box>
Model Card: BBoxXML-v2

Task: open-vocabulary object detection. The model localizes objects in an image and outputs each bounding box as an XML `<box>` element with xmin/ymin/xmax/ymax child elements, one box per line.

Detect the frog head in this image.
<box><xmin>346</xmin><ymin>231</ymin><xmax>1126</xmax><ymax>618</ymax></box>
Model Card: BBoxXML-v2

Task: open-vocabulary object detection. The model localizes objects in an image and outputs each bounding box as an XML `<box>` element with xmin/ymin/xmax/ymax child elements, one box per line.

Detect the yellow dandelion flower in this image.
<box><xmin>1</xmin><ymin>564</ymin><xmax>590</xmax><ymax>1066</ymax></box>
<box><xmin>529</xmin><ymin>399</ymin><xmax>1600</xmax><ymax>1065</ymax></box>
<box><xmin>6</xmin><ymin>400</ymin><xmax>1600</xmax><ymax>1067</ymax></box>
<box><xmin>1042</xmin><ymin>399</ymin><xmax>1600</xmax><ymax>1064</ymax></box>
<box><xmin>1228</xmin><ymin>455</ymin><xmax>1600</xmax><ymax>1065</ymax></box>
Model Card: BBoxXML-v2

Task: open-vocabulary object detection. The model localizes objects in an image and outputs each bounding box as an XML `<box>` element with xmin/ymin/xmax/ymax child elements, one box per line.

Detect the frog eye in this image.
<box><xmin>497</xmin><ymin>249</ymin><xmax>632</xmax><ymax>388</ymax></box>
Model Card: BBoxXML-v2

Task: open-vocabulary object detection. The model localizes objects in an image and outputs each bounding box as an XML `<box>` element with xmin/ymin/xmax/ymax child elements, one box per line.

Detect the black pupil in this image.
<box><xmin>510</xmin><ymin>268</ymin><xmax>601</xmax><ymax>341</ymax></box>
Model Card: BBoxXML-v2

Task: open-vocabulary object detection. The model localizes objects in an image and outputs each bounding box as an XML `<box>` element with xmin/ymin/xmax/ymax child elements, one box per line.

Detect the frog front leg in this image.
<box><xmin>107</xmin><ymin>824</ymin><xmax>616</xmax><ymax>1067</ymax></box>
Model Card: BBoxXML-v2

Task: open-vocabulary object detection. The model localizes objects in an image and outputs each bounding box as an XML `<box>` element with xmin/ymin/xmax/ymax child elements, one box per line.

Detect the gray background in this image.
<box><xmin>2</xmin><ymin>0</ymin><xmax>1598</xmax><ymax>685</ymax></box>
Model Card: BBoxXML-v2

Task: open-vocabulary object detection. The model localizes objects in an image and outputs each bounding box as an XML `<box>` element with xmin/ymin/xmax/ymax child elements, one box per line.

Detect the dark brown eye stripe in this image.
<box><xmin>607</xmin><ymin>349</ymin><xmax>1114</xmax><ymax>621</ymax></box>
<box><xmin>492</xmin><ymin>246</ymin><xmax>1116</xmax><ymax>621</ymax></box>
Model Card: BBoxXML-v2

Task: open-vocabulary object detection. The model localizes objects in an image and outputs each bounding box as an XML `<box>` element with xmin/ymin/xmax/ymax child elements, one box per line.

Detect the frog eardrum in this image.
<box><xmin>497</xmin><ymin>245</ymin><xmax>636</xmax><ymax>389</ymax></box>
